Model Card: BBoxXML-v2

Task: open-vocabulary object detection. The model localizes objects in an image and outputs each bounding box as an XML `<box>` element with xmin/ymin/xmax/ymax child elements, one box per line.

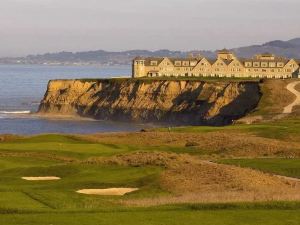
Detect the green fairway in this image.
<box><xmin>158</xmin><ymin>117</ymin><xmax>300</xmax><ymax>141</ymax></box>
<box><xmin>1</xmin><ymin>209</ymin><xmax>300</xmax><ymax>225</ymax></box>
<box><xmin>0</xmin><ymin>135</ymin><xmax>166</xmax><ymax>212</ymax></box>
<box><xmin>0</xmin><ymin>156</ymin><xmax>164</xmax><ymax>210</ymax></box>
<box><xmin>0</xmin><ymin>134</ymin><xmax>300</xmax><ymax>225</ymax></box>
<box><xmin>218</xmin><ymin>158</ymin><xmax>300</xmax><ymax>178</ymax></box>
<box><xmin>0</xmin><ymin>136</ymin><xmax>137</xmax><ymax>159</ymax></box>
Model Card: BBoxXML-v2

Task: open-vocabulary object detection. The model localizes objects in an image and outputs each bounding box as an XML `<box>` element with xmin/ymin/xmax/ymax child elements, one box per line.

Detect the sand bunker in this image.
<box><xmin>76</xmin><ymin>188</ymin><xmax>139</xmax><ymax>196</ymax></box>
<box><xmin>22</xmin><ymin>176</ymin><xmax>61</xmax><ymax>181</ymax></box>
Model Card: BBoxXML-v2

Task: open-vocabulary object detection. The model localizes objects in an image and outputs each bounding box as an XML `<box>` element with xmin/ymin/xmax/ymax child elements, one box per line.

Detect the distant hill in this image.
<box><xmin>232</xmin><ymin>38</ymin><xmax>300</xmax><ymax>59</ymax></box>
<box><xmin>1</xmin><ymin>38</ymin><xmax>300</xmax><ymax>65</ymax></box>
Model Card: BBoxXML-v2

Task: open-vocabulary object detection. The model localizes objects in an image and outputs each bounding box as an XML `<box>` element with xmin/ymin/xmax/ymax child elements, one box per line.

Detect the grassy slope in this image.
<box><xmin>218</xmin><ymin>158</ymin><xmax>300</xmax><ymax>178</ymax></box>
<box><xmin>249</xmin><ymin>79</ymin><xmax>296</xmax><ymax>116</ymax></box>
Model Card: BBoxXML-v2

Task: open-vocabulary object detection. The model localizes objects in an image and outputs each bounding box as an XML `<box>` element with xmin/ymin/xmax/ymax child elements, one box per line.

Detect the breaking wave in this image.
<box><xmin>0</xmin><ymin>110</ymin><xmax>31</xmax><ymax>114</ymax></box>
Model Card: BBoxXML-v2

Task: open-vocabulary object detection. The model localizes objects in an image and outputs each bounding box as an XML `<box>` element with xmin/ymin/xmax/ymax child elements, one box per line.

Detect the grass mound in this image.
<box><xmin>161</xmin><ymin>161</ymin><xmax>297</xmax><ymax>194</ymax></box>
<box><xmin>85</xmin><ymin>151</ymin><xmax>195</xmax><ymax>168</ymax></box>
<box><xmin>83</xmin><ymin>151</ymin><xmax>300</xmax><ymax>205</ymax></box>
<box><xmin>89</xmin><ymin>130</ymin><xmax>300</xmax><ymax>158</ymax></box>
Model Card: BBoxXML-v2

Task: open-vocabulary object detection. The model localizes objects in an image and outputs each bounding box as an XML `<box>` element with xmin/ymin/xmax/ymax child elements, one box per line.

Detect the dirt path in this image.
<box><xmin>283</xmin><ymin>81</ymin><xmax>300</xmax><ymax>114</ymax></box>
<box><xmin>275</xmin><ymin>175</ymin><xmax>300</xmax><ymax>182</ymax></box>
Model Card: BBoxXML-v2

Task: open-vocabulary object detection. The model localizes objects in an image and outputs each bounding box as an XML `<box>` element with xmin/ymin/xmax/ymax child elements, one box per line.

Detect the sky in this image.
<box><xmin>0</xmin><ymin>0</ymin><xmax>300</xmax><ymax>57</ymax></box>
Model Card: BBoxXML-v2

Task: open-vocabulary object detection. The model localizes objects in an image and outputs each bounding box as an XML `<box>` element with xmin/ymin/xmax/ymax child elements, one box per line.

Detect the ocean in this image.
<box><xmin>0</xmin><ymin>64</ymin><xmax>145</xmax><ymax>134</ymax></box>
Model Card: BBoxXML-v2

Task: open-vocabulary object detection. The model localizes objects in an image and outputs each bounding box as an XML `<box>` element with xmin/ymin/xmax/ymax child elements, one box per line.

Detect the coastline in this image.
<box><xmin>34</xmin><ymin>112</ymin><xmax>97</xmax><ymax>121</ymax></box>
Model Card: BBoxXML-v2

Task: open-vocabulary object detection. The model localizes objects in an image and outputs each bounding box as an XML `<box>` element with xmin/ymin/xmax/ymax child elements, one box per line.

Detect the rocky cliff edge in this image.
<box><xmin>38</xmin><ymin>79</ymin><xmax>261</xmax><ymax>126</ymax></box>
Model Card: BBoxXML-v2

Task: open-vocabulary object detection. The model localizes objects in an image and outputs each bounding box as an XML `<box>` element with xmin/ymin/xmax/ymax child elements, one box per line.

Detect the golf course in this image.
<box><xmin>1</xmin><ymin>115</ymin><xmax>300</xmax><ymax>224</ymax></box>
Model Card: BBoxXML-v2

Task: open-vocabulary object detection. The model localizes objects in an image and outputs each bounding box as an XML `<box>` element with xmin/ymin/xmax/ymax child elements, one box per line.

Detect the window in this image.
<box><xmin>245</xmin><ymin>62</ymin><xmax>252</xmax><ymax>67</ymax></box>
<box><xmin>182</xmin><ymin>61</ymin><xmax>189</xmax><ymax>66</ymax></box>
<box><xmin>261</xmin><ymin>62</ymin><xmax>268</xmax><ymax>67</ymax></box>
<box><xmin>175</xmin><ymin>61</ymin><xmax>181</xmax><ymax>66</ymax></box>
<box><xmin>277</xmin><ymin>63</ymin><xmax>284</xmax><ymax>67</ymax></box>
<box><xmin>137</xmin><ymin>61</ymin><xmax>144</xmax><ymax>65</ymax></box>
<box><xmin>150</xmin><ymin>61</ymin><xmax>157</xmax><ymax>66</ymax></box>
<box><xmin>253</xmin><ymin>62</ymin><xmax>260</xmax><ymax>67</ymax></box>
<box><xmin>190</xmin><ymin>61</ymin><xmax>197</xmax><ymax>66</ymax></box>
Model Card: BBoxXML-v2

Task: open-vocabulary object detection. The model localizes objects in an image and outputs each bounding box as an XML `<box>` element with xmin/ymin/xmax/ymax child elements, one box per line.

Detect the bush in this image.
<box><xmin>185</xmin><ymin>141</ymin><xmax>199</xmax><ymax>147</ymax></box>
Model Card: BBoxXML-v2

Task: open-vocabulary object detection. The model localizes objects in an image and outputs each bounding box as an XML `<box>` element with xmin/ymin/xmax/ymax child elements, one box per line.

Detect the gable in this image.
<box><xmin>284</xmin><ymin>59</ymin><xmax>299</xmax><ymax>69</ymax></box>
<box><xmin>158</xmin><ymin>57</ymin><xmax>174</xmax><ymax>67</ymax></box>
<box><xmin>193</xmin><ymin>58</ymin><xmax>211</xmax><ymax>68</ymax></box>
<box><xmin>212</xmin><ymin>59</ymin><xmax>227</xmax><ymax>68</ymax></box>
<box><xmin>228</xmin><ymin>59</ymin><xmax>244</xmax><ymax>68</ymax></box>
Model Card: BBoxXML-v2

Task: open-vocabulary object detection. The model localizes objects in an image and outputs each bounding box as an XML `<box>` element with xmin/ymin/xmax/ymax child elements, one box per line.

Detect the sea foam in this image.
<box><xmin>0</xmin><ymin>110</ymin><xmax>31</xmax><ymax>114</ymax></box>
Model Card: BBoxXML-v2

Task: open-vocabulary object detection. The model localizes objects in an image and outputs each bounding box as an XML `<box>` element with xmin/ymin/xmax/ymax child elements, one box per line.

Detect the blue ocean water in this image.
<box><xmin>0</xmin><ymin>64</ymin><xmax>146</xmax><ymax>134</ymax></box>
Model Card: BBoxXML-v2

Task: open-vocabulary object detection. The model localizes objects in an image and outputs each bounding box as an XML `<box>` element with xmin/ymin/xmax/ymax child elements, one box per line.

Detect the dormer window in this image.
<box><xmin>182</xmin><ymin>61</ymin><xmax>189</xmax><ymax>66</ymax></box>
<box><xmin>277</xmin><ymin>62</ymin><xmax>284</xmax><ymax>67</ymax></box>
<box><xmin>253</xmin><ymin>62</ymin><xmax>260</xmax><ymax>67</ymax></box>
<box><xmin>245</xmin><ymin>62</ymin><xmax>252</xmax><ymax>67</ymax></box>
<box><xmin>190</xmin><ymin>61</ymin><xmax>197</xmax><ymax>66</ymax></box>
<box><xmin>150</xmin><ymin>61</ymin><xmax>158</xmax><ymax>66</ymax></box>
<box><xmin>261</xmin><ymin>62</ymin><xmax>268</xmax><ymax>68</ymax></box>
<box><xmin>175</xmin><ymin>61</ymin><xmax>181</xmax><ymax>66</ymax></box>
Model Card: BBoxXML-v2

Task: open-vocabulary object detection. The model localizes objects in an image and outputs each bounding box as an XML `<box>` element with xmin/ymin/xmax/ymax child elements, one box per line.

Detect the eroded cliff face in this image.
<box><xmin>38</xmin><ymin>79</ymin><xmax>261</xmax><ymax>125</ymax></box>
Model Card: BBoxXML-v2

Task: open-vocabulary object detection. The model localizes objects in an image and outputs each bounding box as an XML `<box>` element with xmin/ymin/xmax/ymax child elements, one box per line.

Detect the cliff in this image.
<box><xmin>38</xmin><ymin>79</ymin><xmax>261</xmax><ymax>125</ymax></box>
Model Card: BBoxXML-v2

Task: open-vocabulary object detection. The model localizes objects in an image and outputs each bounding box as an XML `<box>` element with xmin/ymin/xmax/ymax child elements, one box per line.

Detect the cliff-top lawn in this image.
<box><xmin>1</xmin><ymin>119</ymin><xmax>300</xmax><ymax>225</ymax></box>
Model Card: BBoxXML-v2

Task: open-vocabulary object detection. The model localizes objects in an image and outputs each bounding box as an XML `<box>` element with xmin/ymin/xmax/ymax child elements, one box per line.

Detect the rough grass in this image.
<box><xmin>87</xmin><ymin>129</ymin><xmax>300</xmax><ymax>158</ymax></box>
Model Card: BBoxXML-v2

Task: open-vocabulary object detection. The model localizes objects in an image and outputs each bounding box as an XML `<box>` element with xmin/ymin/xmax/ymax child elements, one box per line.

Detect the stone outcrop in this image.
<box><xmin>38</xmin><ymin>79</ymin><xmax>261</xmax><ymax>125</ymax></box>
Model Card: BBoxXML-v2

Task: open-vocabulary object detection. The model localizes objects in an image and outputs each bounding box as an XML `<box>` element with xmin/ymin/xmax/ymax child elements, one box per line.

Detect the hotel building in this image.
<box><xmin>133</xmin><ymin>50</ymin><xmax>300</xmax><ymax>79</ymax></box>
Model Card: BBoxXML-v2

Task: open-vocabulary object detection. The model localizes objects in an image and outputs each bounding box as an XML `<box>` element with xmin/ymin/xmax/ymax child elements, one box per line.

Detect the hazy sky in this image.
<box><xmin>0</xmin><ymin>0</ymin><xmax>300</xmax><ymax>57</ymax></box>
